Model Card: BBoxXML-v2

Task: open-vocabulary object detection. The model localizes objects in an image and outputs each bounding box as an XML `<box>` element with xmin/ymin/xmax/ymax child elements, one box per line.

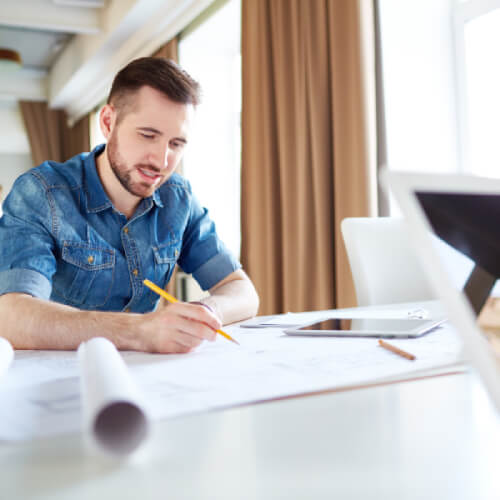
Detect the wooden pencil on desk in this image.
<box><xmin>378</xmin><ymin>339</ymin><xmax>416</xmax><ymax>361</ymax></box>
<box><xmin>143</xmin><ymin>279</ymin><xmax>239</xmax><ymax>345</ymax></box>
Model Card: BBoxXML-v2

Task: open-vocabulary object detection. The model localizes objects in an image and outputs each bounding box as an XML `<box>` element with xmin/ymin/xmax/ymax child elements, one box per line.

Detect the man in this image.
<box><xmin>0</xmin><ymin>57</ymin><xmax>259</xmax><ymax>353</ymax></box>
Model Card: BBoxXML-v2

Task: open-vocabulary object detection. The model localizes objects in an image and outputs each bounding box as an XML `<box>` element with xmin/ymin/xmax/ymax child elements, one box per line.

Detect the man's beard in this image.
<box><xmin>106</xmin><ymin>132</ymin><xmax>160</xmax><ymax>198</ymax></box>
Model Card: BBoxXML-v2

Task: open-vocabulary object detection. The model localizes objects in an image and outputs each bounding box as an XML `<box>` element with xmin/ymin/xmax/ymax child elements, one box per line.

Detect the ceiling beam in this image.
<box><xmin>0</xmin><ymin>0</ymin><xmax>101</xmax><ymax>35</ymax></box>
<box><xmin>0</xmin><ymin>69</ymin><xmax>47</xmax><ymax>102</ymax></box>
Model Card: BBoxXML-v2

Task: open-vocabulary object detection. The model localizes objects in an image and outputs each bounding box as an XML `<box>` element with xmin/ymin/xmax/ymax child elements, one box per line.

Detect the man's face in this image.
<box><xmin>102</xmin><ymin>86</ymin><xmax>194</xmax><ymax>199</ymax></box>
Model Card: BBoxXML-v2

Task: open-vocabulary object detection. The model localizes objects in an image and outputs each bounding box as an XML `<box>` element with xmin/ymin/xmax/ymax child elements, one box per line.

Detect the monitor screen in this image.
<box><xmin>415</xmin><ymin>192</ymin><xmax>500</xmax><ymax>277</ymax></box>
<box><xmin>415</xmin><ymin>191</ymin><xmax>499</xmax><ymax>314</ymax></box>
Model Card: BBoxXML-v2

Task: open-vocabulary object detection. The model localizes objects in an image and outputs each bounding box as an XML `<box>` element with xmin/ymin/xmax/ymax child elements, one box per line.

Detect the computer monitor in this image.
<box><xmin>414</xmin><ymin>191</ymin><xmax>499</xmax><ymax>315</ymax></box>
<box><xmin>383</xmin><ymin>170</ymin><xmax>500</xmax><ymax>413</ymax></box>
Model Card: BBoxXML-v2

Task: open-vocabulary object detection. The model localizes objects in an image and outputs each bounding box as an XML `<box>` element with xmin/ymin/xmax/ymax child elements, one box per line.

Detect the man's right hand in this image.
<box><xmin>139</xmin><ymin>302</ymin><xmax>221</xmax><ymax>353</ymax></box>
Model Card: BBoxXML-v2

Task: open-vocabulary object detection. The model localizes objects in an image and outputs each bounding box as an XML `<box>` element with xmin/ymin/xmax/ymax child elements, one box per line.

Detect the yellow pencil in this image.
<box><xmin>143</xmin><ymin>279</ymin><xmax>239</xmax><ymax>345</ymax></box>
<box><xmin>378</xmin><ymin>339</ymin><xmax>415</xmax><ymax>361</ymax></box>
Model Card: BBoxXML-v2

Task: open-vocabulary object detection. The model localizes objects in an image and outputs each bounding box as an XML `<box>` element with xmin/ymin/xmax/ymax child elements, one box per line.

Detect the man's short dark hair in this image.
<box><xmin>108</xmin><ymin>57</ymin><xmax>201</xmax><ymax>118</ymax></box>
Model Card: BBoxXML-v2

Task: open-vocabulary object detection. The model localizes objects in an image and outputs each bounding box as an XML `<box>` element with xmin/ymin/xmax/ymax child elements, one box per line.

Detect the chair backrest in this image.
<box><xmin>341</xmin><ymin>217</ymin><xmax>436</xmax><ymax>306</ymax></box>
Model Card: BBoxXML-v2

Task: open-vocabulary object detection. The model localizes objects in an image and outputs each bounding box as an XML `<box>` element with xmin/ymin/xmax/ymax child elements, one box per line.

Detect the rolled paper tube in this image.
<box><xmin>78</xmin><ymin>337</ymin><xmax>149</xmax><ymax>455</ymax></box>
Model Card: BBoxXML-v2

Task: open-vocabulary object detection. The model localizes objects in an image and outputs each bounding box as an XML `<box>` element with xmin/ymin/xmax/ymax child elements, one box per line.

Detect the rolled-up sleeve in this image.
<box><xmin>0</xmin><ymin>268</ymin><xmax>52</xmax><ymax>299</ymax></box>
<box><xmin>0</xmin><ymin>173</ymin><xmax>56</xmax><ymax>299</ymax></box>
<box><xmin>178</xmin><ymin>193</ymin><xmax>241</xmax><ymax>291</ymax></box>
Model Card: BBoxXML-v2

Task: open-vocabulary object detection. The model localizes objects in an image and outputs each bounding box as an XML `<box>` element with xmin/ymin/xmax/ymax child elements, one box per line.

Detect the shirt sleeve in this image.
<box><xmin>0</xmin><ymin>173</ymin><xmax>56</xmax><ymax>299</ymax></box>
<box><xmin>178</xmin><ymin>191</ymin><xmax>241</xmax><ymax>291</ymax></box>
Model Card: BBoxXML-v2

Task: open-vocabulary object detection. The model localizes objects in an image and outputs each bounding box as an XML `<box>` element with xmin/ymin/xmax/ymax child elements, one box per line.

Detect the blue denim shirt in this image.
<box><xmin>0</xmin><ymin>145</ymin><xmax>240</xmax><ymax>312</ymax></box>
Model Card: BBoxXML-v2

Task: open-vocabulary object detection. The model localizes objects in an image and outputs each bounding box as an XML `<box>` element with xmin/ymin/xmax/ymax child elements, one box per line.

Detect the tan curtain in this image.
<box><xmin>152</xmin><ymin>37</ymin><xmax>179</xmax><ymax>60</ymax></box>
<box><xmin>62</xmin><ymin>113</ymin><xmax>90</xmax><ymax>160</ymax></box>
<box><xmin>19</xmin><ymin>101</ymin><xmax>90</xmax><ymax>166</ymax></box>
<box><xmin>241</xmin><ymin>0</ymin><xmax>376</xmax><ymax>315</ymax></box>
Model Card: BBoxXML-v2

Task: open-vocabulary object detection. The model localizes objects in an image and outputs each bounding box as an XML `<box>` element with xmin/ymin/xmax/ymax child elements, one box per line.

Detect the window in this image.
<box><xmin>377</xmin><ymin>1</ymin><xmax>475</xmax><ymax>289</ymax></box>
<box><xmin>454</xmin><ymin>0</ymin><xmax>500</xmax><ymax>177</ymax></box>
<box><xmin>378</xmin><ymin>0</ymin><xmax>460</xmax><ymax>180</ymax></box>
<box><xmin>179</xmin><ymin>0</ymin><xmax>242</xmax><ymax>259</ymax></box>
<box><xmin>379</xmin><ymin>0</ymin><xmax>500</xmax><ymax>182</ymax></box>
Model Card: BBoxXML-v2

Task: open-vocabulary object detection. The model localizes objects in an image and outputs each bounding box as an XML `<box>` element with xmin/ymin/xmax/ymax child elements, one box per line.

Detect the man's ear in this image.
<box><xmin>99</xmin><ymin>104</ymin><xmax>116</xmax><ymax>140</ymax></box>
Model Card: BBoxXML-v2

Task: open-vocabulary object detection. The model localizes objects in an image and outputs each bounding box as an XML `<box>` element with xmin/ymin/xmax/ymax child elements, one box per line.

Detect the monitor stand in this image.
<box><xmin>463</xmin><ymin>264</ymin><xmax>497</xmax><ymax>316</ymax></box>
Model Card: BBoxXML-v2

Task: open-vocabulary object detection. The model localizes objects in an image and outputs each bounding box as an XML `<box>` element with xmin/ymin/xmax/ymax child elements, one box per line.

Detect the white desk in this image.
<box><xmin>1</xmin><ymin>303</ymin><xmax>499</xmax><ymax>499</ymax></box>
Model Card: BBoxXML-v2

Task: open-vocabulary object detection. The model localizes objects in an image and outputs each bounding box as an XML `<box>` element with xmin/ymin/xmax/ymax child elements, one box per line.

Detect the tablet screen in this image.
<box><xmin>287</xmin><ymin>317</ymin><xmax>444</xmax><ymax>338</ymax></box>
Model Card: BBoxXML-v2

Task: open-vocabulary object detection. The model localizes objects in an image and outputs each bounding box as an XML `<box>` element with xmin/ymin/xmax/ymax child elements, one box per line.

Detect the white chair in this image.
<box><xmin>341</xmin><ymin>217</ymin><xmax>436</xmax><ymax>306</ymax></box>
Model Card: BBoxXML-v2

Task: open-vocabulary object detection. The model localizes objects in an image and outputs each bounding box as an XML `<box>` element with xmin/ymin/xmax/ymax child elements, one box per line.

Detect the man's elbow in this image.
<box><xmin>245</xmin><ymin>280</ymin><xmax>260</xmax><ymax>318</ymax></box>
<box><xmin>0</xmin><ymin>293</ymin><xmax>25</xmax><ymax>347</ymax></box>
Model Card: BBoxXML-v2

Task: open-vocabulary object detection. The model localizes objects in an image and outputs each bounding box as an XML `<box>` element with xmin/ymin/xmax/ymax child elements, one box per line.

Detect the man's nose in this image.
<box><xmin>147</xmin><ymin>143</ymin><xmax>170</xmax><ymax>168</ymax></box>
<box><xmin>163</xmin><ymin>145</ymin><xmax>171</xmax><ymax>168</ymax></box>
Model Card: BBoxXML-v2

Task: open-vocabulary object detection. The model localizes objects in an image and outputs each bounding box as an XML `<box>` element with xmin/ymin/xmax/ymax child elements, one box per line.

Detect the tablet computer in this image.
<box><xmin>284</xmin><ymin>317</ymin><xmax>445</xmax><ymax>338</ymax></box>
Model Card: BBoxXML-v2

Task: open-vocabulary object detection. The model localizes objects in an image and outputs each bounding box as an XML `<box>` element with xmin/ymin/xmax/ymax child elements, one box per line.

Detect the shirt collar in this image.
<box><xmin>151</xmin><ymin>188</ymin><xmax>164</xmax><ymax>208</ymax></box>
<box><xmin>84</xmin><ymin>144</ymin><xmax>113</xmax><ymax>213</ymax></box>
<box><xmin>84</xmin><ymin>144</ymin><xmax>164</xmax><ymax>213</ymax></box>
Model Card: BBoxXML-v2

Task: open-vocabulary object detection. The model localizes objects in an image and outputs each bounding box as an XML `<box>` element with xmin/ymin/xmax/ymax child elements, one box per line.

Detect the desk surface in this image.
<box><xmin>1</xmin><ymin>302</ymin><xmax>499</xmax><ymax>500</ymax></box>
<box><xmin>1</xmin><ymin>372</ymin><xmax>499</xmax><ymax>500</ymax></box>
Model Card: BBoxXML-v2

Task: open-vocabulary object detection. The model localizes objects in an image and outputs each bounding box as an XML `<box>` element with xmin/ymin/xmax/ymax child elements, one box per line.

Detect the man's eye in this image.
<box><xmin>171</xmin><ymin>141</ymin><xmax>184</xmax><ymax>149</ymax></box>
<box><xmin>140</xmin><ymin>133</ymin><xmax>154</xmax><ymax>139</ymax></box>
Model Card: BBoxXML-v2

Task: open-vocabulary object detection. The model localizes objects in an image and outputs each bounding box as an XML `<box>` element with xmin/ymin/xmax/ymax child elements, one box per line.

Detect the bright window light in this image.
<box><xmin>463</xmin><ymin>8</ymin><xmax>500</xmax><ymax>177</ymax></box>
<box><xmin>179</xmin><ymin>0</ymin><xmax>241</xmax><ymax>258</ymax></box>
<box><xmin>378</xmin><ymin>0</ymin><xmax>459</xmax><ymax>178</ymax></box>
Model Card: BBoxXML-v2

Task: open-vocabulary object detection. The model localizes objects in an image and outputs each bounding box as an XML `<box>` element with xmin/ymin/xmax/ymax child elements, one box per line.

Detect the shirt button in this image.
<box><xmin>175</xmin><ymin>250</ymin><xmax>179</xmax><ymax>257</ymax></box>
<box><xmin>125</xmin><ymin>308</ymin><xmax>130</xmax><ymax>312</ymax></box>
<box><xmin>87</xmin><ymin>255</ymin><xmax>94</xmax><ymax>264</ymax></box>
<box><xmin>133</xmin><ymin>269</ymin><xmax>138</xmax><ymax>276</ymax></box>
<box><xmin>123</xmin><ymin>227</ymin><xmax>129</xmax><ymax>234</ymax></box>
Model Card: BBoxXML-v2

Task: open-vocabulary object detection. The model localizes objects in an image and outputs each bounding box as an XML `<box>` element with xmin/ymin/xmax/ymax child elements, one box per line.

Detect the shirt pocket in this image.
<box><xmin>54</xmin><ymin>242</ymin><xmax>115</xmax><ymax>308</ymax></box>
<box><xmin>151</xmin><ymin>242</ymin><xmax>181</xmax><ymax>296</ymax></box>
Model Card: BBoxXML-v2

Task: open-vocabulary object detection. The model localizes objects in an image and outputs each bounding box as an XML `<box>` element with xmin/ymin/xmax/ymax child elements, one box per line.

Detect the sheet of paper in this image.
<box><xmin>0</xmin><ymin>338</ymin><xmax>13</xmax><ymax>379</ymax></box>
<box><xmin>0</xmin><ymin>302</ymin><xmax>463</xmax><ymax>444</ymax></box>
<box><xmin>78</xmin><ymin>338</ymin><xmax>149</xmax><ymax>455</ymax></box>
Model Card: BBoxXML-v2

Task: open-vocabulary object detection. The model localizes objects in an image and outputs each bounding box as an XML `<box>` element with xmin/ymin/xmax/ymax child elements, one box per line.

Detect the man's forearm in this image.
<box><xmin>202</xmin><ymin>274</ymin><xmax>259</xmax><ymax>325</ymax></box>
<box><xmin>0</xmin><ymin>272</ymin><xmax>258</xmax><ymax>350</ymax></box>
<box><xmin>0</xmin><ymin>293</ymin><xmax>143</xmax><ymax>351</ymax></box>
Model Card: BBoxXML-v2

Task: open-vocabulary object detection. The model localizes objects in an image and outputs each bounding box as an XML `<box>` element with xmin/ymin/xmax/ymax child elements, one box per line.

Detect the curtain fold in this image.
<box><xmin>62</xmin><ymin>113</ymin><xmax>90</xmax><ymax>161</ymax></box>
<box><xmin>241</xmin><ymin>0</ymin><xmax>376</xmax><ymax>315</ymax></box>
<box><xmin>152</xmin><ymin>37</ymin><xmax>179</xmax><ymax>60</ymax></box>
<box><xmin>19</xmin><ymin>101</ymin><xmax>90</xmax><ymax>166</ymax></box>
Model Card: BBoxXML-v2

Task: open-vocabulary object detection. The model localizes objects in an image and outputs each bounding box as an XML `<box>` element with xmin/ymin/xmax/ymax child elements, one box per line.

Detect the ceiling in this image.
<box><xmin>0</xmin><ymin>24</ymin><xmax>72</xmax><ymax>71</ymax></box>
<box><xmin>0</xmin><ymin>1</ymin><xmax>102</xmax><ymax>73</ymax></box>
<box><xmin>0</xmin><ymin>0</ymin><xmax>214</xmax><ymax>124</ymax></box>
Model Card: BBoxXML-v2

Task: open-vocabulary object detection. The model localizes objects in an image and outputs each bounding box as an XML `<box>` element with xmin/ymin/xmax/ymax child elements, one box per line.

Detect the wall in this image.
<box><xmin>0</xmin><ymin>153</ymin><xmax>33</xmax><ymax>216</ymax></box>
<box><xmin>0</xmin><ymin>102</ymin><xmax>33</xmax><ymax>215</ymax></box>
